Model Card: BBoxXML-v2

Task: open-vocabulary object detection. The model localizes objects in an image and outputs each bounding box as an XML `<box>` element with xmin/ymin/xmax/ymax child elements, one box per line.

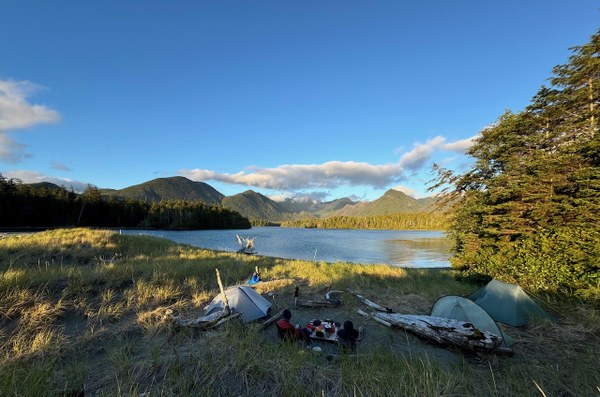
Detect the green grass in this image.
<box><xmin>0</xmin><ymin>228</ymin><xmax>598</xmax><ymax>396</ymax></box>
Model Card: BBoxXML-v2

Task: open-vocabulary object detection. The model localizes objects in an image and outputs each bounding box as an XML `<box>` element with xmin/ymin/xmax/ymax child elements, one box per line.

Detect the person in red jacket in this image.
<box><xmin>276</xmin><ymin>309</ymin><xmax>310</xmax><ymax>343</ymax></box>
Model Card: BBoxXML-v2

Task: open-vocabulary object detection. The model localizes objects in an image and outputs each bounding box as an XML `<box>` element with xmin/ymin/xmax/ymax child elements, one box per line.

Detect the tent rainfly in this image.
<box><xmin>470</xmin><ymin>279</ymin><xmax>554</xmax><ymax>326</ymax></box>
<box><xmin>204</xmin><ymin>285</ymin><xmax>272</xmax><ymax>323</ymax></box>
<box><xmin>430</xmin><ymin>295</ymin><xmax>514</xmax><ymax>347</ymax></box>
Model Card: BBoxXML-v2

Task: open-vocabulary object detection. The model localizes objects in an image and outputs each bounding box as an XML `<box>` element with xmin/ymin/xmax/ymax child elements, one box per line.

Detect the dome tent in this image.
<box><xmin>470</xmin><ymin>279</ymin><xmax>554</xmax><ymax>326</ymax></box>
<box><xmin>205</xmin><ymin>285</ymin><xmax>271</xmax><ymax>323</ymax></box>
<box><xmin>430</xmin><ymin>296</ymin><xmax>514</xmax><ymax>347</ymax></box>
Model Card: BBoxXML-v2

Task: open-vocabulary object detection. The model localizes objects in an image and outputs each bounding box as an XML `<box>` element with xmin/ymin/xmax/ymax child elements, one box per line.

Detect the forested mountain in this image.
<box><xmin>0</xmin><ymin>177</ymin><xmax>250</xmax><ymax>230</ymax></box>
<box><xmin>330</xmin><ymin>189</ymin><xmax>434</xmax><ymax>217</ymax></box>
<box><xmin>432</xmin><ymin>30</ymin><xmax>600</xmax><ymax>291</ymax></box>
<box><xmin>101</xmin><ymin>176</ymin><xmax>224</xmax><ymax>205</ymax></box>
<box><xmin>12</xmin><ymin>177</ymin><xmax>441</xmax><ymax>225</ymax></box>
<box><xmin>277</xmin><ymin>197</ymin><xmax>357</xmax><ymax>216</ymax></box>
<box><xmin>28</xmin><ymin>182</ymin><xmax>64</xmax><ymax>192</ymax></box>
<box><xmin>221</xmin><ymin>190</ymin><xmax>293</xmax><ymax>221</ymax></box>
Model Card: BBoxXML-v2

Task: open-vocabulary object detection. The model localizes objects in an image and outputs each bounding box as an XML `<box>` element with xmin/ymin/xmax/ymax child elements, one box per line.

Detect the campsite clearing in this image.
<box><xmin>0</xmin><ymin>228</ymin><xmax>599</xmax><ymax>396</ymax></box>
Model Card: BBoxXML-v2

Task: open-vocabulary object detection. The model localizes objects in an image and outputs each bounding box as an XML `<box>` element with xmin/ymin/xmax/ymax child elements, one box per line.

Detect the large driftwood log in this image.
<box><xmin>372</xmin><ymin>312</ymin><xmax>502</xmax><ymax>351</ymax></box>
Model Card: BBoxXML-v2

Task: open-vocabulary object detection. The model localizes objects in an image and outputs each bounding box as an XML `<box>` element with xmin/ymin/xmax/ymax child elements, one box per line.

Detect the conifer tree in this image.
<box><xmin>431</xmin><ymin>30</ymin><xmax>600</xmax><ymax>291</ymax></box>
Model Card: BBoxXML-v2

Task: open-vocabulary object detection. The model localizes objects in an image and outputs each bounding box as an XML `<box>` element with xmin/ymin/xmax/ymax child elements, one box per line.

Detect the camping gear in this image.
<box><xmin>306</xmin><ymin>319</ymin><xmax>339</xmax><ymax>342</ymax></box>
<box><xmin>236</xmin><ymin>234</ymin><xmax>257</xmax><ymax>254</ymax></box>
<box><xmin>431</xmin><ymin>296</ymin><xmax>514</xmax><ymax>347</ymax></box>
<box><xmin>205</xmin><ymin>285</ymin><xmax>271</xmax><ymax>323</ymax></box>
<box><xmin>470</xmin><ymin>279</ymin><xmax>554</xmax><ymax>326</ymax></box>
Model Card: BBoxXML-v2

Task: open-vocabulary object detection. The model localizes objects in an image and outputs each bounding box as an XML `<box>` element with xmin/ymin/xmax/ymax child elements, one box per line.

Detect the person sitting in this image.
<box><xmin>337</xmin><ymin>320</ymin><xmax>359</xmax><ymax>351</ymax></box>
<box><xmin>276</xmin><ymin>309</ymin><xmax>310</xmax><ymax>344</ymax></box>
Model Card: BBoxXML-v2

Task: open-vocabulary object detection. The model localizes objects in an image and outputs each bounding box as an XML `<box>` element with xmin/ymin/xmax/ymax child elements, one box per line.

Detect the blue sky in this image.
<box><xmin>1</xmin><ymin>1</ymin><xmax>598</xmax><ymax>202</ymax></box>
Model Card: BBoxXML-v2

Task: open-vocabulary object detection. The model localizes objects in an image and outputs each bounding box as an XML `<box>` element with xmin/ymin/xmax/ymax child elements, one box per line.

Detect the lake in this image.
<box><xmin>121</xmin><ymin>227</ymin><xmax>451</xmax><ymax>268</ymax></box>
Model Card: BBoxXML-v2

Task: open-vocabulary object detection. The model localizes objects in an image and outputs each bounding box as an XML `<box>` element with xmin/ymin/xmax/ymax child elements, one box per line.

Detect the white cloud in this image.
<box><xmin>0</xmin><ymin>80</ymin><xmax>61</xmax><ymax>163</ymax></box>
<box><xmin>50</xmin><ymin>161</ymin><xmax>72</xmax><ymax>171</ymax></box>
<box><xmin>399</xmin><ymin>135</ymin><xmax>478</xmax><ymax>171</ymax></box>
<box><xmin>392</xmin><ymin>185</ymin><xmax>419</xmax><ymax>198</ymax></box>
<box><xmin>180</xmin><ymin>134</ymin><xmax>476</xmax><ymax>194</ymax></box>
<box><xmin>442</xmin><ymin>135</ymin><xmax>478</xmax><ymax>152</ymax></box>
<box><xmin>399</xmin><ymin>136</ymin><xmax>446</xmax><ymax>170</ymax></box>
<box><xmin>268</xmin><ymin>191</ymin><xmax>330</xmax><ymax>203</ymax></box>
<box><xmin>1</xmin><ymin>170</ymin><xmax>89</xmax><ymax>193</ymax></box>
<box><xmin>0</xmin><ymin>132</ymin><xmax>31</xmax><ymax>163</ymax></box>
<box><xmin>0</xmin><ymin>80</ymin><xmax>60</xmax><ymax>130</ymax></box>
<box><xmin>180</xmin><ymin>160</ymin><xmax>404</xmax><ymax>191</ymax></box>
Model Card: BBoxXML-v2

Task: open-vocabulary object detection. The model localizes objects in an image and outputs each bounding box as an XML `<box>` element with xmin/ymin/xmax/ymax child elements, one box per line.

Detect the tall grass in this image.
<box><xmin>0</xmin><ymin>228</ymin><xmax>598</xmax><ymax>396</ymax></box>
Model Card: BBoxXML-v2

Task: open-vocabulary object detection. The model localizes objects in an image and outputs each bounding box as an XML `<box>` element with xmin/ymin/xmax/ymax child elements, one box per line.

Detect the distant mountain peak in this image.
<box><xmin>101</xmin><ymin>176</ymin><xmax>224</xmax><ymax>205</ymax></box>
<box><xmin>99</xmin><ymin>175</ymin><xmax>438</xmax><ymax>222</ymax></box>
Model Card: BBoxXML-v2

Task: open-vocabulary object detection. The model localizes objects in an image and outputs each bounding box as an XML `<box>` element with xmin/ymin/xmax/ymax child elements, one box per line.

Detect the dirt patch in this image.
<box><xmin>260</xmin><ymin>287</ymin><xmax>461</xmax><ymax>367</ymax></box>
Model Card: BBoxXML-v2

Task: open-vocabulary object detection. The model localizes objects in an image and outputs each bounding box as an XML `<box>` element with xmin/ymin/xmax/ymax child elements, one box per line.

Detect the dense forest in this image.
<box><xmin>281</xmin><ymin>213</ymin><xmax>448</xmax><ymax>230</ymax></box>
<box><xmin>0</xmin><ymin>177</ymin><xmax>250</xmax><ymax>230</ymax></box>
<box><xmin>431</xmin><ymin>30</ymin><xmax>600</xmax><ymax>292</ymax></box>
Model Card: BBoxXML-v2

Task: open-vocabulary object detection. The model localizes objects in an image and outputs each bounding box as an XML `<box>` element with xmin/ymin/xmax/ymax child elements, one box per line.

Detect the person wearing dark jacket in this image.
<box><xmin>337</xmin><ymin>320</ymin><xmax>359</xmax><ymax>351</ymax></box>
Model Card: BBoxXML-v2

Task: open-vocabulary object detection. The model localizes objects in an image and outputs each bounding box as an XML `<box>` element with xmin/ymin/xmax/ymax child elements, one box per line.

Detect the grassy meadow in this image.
<box><xmin>0</xmin><ymin>228</ymin><xmax>598</xmax><ymax>396</ymax></box>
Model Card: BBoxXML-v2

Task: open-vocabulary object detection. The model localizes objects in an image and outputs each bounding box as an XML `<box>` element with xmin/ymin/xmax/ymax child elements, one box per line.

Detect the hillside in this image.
<box><xmin>330</xmin><ymin>189</ymin><xmax>432</xmax><ymax>217</ymax></box>
<box><xmin>221</xmin><ymin>190</ymin><xmax>293</xmax><ymax>221</ymax></box>
<box><xmin>101</xmin><ymin>176</ymin><xmax>224</xmax><ymax>205</ymax></box>
<box><xmin>278</xmin><ymin>197</ymin><xmax>357</xmax><ymax>216</ymax></box>
<box><xmin>96</xmin><ymin>176</ymin><xmax>439</xmax><ymax>222</ymax></box>
<box><xmin>27</xmin><ymin>182</ymin><xmax>65</xmax><ymax>191</ymax></box>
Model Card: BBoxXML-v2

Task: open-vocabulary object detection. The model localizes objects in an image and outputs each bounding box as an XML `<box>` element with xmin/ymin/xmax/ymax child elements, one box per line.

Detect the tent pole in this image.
<box><xmin>215</xmin><ymin>268</ymin><xmax>230</xmax><ymax>315</ymax></box>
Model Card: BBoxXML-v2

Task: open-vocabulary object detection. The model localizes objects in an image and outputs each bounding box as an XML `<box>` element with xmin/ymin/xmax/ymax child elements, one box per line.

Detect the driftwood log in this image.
<box><xmin>357</xmin><ymin>309</ymin><xmax>392</xmax><ymax>327</ymax></box>
<box><xmin>173</xmin><ymin>311</ymin><xmax>228</xmax><ymax>328</ymax></box>
<box><xmin>261</xmin><ymin>308</ymin><xmax>286</xmax><ymax>329</ymax></box>
<box><xmin>295</xmin><ymin>287</ymin><xmax>342</xmax><ymax>308</ymax></box>
<box><xmin>367</xmin><ymin>311</ymin><xmax>503</xmax><ymax>352</ymax></box>
<box><xmin>347</xmin><ymin>289</ymin><xmax>392</xmax><ymax>312</ymax></box>
<box><xmin>354</xmin><ymin>292</ymin><xmax>512</xmax><ymax>354</ymax></box>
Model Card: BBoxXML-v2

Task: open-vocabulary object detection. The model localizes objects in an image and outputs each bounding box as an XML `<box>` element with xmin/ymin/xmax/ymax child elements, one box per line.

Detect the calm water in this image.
<box><xmin>122</xmin><ymin>227</ymin><xmax>451</xmax><ymax>268</ymax></box>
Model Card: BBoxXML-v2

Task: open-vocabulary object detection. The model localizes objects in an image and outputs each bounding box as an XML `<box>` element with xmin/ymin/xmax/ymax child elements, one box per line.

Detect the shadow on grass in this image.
<box><xmin>1</xmin><ymin>228</ymin><xmax>599</xmax><ymax>396</ymax></box>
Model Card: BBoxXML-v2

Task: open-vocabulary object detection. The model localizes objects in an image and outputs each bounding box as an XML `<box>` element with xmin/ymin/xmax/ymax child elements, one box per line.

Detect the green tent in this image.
<box><xmin>430</xmin><ymin>295</ymin><xmax>514</xmax><ymax>347</ymax></box>
<box><xmin>470</xmin><ymin>279</ymin><xmax>554</xmax><ymax>326</ymax></box>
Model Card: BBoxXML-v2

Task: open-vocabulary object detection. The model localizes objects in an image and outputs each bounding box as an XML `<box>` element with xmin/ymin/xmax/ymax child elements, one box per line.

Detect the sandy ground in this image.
<box><xmin>259</xmin><ymin>287</ymin><xmax>461</xmax><ymax>367</ymax></box>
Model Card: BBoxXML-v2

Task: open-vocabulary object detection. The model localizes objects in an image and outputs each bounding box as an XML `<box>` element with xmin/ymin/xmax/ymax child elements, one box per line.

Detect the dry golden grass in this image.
<box><xmin>0</xmin><ymin>228</ymin><xmax>598</xmax><ymax>396</ymax></box>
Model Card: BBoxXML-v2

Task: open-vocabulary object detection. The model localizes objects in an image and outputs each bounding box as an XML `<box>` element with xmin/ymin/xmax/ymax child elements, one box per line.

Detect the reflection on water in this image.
<box><xmin>121</xmin><ymin>227</ymin><xmax>451</xmax><ymax>268</ymax></box>
<box><xmin>383</xmin><ymin>238</ymin><xmax>452</xmax><ymax>268</ymax></box>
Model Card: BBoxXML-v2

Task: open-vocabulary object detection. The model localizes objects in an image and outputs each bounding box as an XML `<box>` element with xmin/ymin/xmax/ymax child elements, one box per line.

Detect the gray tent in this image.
<box><xmin>470</xmin><ymin>279</ymin><xmax>554</xmax><ymax>326</ymax></box>
<box><xmin>205</xmin><ymin>285</ymin><xmax>272</xmax><ymax>323</ymax></box>
<box><xmin>431</xmin><ymin>295</ymin><xmax>514</xmax><ymax>347</ymax></box>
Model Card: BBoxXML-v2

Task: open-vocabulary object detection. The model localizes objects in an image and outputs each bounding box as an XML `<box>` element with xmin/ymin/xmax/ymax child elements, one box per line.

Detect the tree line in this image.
<box><xmin>431</xmin><ymin>30</ymin><xmax>600</xmax><ymax>292</ymax></box>
<box><xmin>281</xmin><ymin>213</ymin><xmax>448</xmax><ymax>230</ymax></box>
<box><xmin>0</xmin><ymin>177</ymin><xmax>251</xmax><ymax>230</ymax></box>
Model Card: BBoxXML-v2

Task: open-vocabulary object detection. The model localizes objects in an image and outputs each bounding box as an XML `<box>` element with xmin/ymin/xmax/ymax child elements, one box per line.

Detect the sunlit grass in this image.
<box><xmin>0</xmin><ymin>228</ymin><xmax>598</xmax><ymax>396</ymax></box>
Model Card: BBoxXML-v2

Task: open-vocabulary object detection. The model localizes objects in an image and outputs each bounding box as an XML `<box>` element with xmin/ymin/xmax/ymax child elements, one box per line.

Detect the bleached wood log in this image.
<box><xmin>325</xmin><ymin>290</ymin><xmax>343</xmax><ymax>304</ymax></box>
<box><xmin>373</xmin><ymin>312</ymin><xmax>502</xmax><ymax>351</ymax></box>
<box><xmin>347</xmin><ymin>289</ymin><xmax>392</xmax><ymax>312</ymax></box>
<box><xmin>294</xmin><ymin>287</ymin><xmax>342</xmax><ymax>308</ymax></box>
<box><xmin>174</xmin><ymin>310</ymin><xmax>228</xmax><ymax>328</ymax></box>
<box><xmin>357</xmin><ymin>309</ymin><xmax>392</xmax><ymax>327</ymax></box>
<box><xmin>211</xmin><ymin>313</ymin><xmax>242</xmax><ymax>328</ymax></box>
<box><xmin>215</xmin><ymin>268</ymin><xmax>230</xmax><ymax>315</ymax></box>
<box><xmin>296</xmin><ymin>299</ymin><xmax>340</xmax><ymax>308</ymax></box>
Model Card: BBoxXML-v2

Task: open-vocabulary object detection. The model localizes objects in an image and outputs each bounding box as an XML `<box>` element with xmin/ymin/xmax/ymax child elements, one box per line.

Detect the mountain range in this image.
<box><xmin>71</xmin><ymin>176</ymin><xmax>436</xmax><ymax>221</ymax></box>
